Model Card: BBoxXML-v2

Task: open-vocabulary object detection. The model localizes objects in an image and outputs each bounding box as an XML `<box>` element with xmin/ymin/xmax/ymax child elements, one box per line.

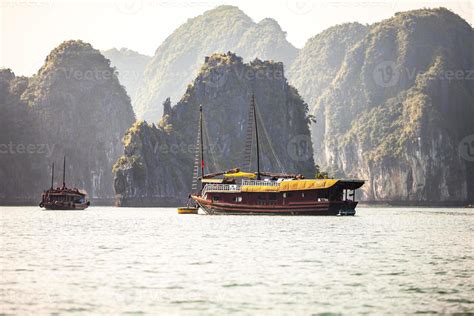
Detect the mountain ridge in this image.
<box><xmin>0</xmin><ymin>40</ymin><xmax>135</xmax><ymax>203</ymax></box>
<box><xmin>290</xmin><ymin>8</ymin><xmax>474</xmax><ymax>202</ymax></box>
<box><xmin>101</xmin><ymin>47</ymin><xmax>151</xmax><ymax>101</ymax></box>
<box><xmin>133</xmin><ymin>5</ymin><xmax>298</xmax><ymax>122</ymax></box>
<box><xmin>114</xmin><ymin>52</ymin><xmax>315</xmax><ymax>206</ymax></box>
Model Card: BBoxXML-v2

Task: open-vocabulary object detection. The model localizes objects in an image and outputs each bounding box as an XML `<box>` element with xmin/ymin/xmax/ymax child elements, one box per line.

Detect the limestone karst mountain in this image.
<box><xmin>288</xmin><ymin>22</ymin><xmax>369</xmax><ymax>109</ymax></box>
<box><xmin>0</xmin><ymin>69</ymin><xmax>41</xmax><ymax>203</ymax></box>
<box><xmin>0</xmin><ymin>40</ymin><xmax>135</xmax><ymax>203</ymax></box>
<box><xmin>2</xmin><ymin>7</ymin><xmax>473</xmax><ymax>206</ymax></box>
<box><xmin>102</xmin><ymin>48</ymin><xmax>151</xmax><ymax>102</ymax></box>
<box><xmin>289</xmin><ymin>8</ymin><xmax>474</xmax><ymax>203</ymax></box>
<box><xmin>133</xmin><ymin>5</ymin><xmax>298</xmax><ymax>122</ymax></box>
<box><xmin>113</xmin><ymin>52</ymin><xmax>314</xmax><ymax>206</ymax></box>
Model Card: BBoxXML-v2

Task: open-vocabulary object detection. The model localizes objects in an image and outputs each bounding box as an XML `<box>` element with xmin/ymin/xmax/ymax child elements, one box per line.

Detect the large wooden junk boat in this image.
<box><xmin>190</xmin><ymin>96</ymin><xmax>364</xmax><ymax>216</ymax></box>
<box><xmin>39</xmin><ymin>157</ymin><xmax>90</xmax><ymax>210</ymax></box>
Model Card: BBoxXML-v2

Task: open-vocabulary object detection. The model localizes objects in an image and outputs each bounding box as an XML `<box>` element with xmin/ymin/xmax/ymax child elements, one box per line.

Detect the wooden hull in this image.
<box><xmin>41</xmin><ymin>202</ymin><xmax>89</xmax><ymax>210</ymax></box>
<box><xmin>192</xmin><ymin>195</ymin><xmax>357</xmax><ymax>216</ymax></box>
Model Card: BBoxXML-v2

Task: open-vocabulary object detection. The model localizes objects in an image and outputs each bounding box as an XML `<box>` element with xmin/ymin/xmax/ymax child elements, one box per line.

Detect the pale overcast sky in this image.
<box><xmin>1</xmin><ymin>0</ymin><xmax>472</xmax><ymax>76</ymax></box>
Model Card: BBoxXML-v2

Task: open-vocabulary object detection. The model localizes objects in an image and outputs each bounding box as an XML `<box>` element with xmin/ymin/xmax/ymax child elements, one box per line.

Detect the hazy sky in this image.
<box><xmin>1</xmin><ymin>0</ymin><xmax>472</xmax><ymax>76</ymax></box>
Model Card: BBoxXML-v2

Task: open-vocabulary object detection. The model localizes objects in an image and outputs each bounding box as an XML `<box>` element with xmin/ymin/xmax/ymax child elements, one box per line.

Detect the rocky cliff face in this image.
<box><xmin>0</xmin><ymin>69</ymin><xmax>42</xmax><ymax>202</ymax></box>
<box><xmin>134</xmin><ymin>5</ymin><xmax>298</xmax><ymax>122</ymax></box>
<box><xmin>0</xmin><ymin>40</ymin><xmax>135</xmax><ymax>203</ymax></box>
<box><xmin>288</xmin><ymin>23</ymin><xmax>368</xmax><ymax>108</ymax></box>
<box><xmin>101</xmin><ymin>48</ymin><xmax>151</xmax><ymax>102</ymax></box>
<box><xmin>114</xmin><ymin>52</ymin><xmax>314</xmax><ymax>206</ymax></box>
<box><xmin>290</xmin><ymin>8</ymin><xmax>474</xmax><ymax>202</ymax></box>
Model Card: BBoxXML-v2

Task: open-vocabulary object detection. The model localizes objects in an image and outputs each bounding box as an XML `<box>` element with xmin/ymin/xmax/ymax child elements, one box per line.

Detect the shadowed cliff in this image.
<box><xmin>0</xmin><ymin>40</ymin><xmax>135</xmax><ymax>203</ymax></box>
<box><xmin>114</xmin><ymin>52</ymin><xmax>314</xmax><ymax>206</ymax></box>
<box><xmin>289</xmin><ymin>8</ymin><xmax>474</xmax><ymax>202</ymax></box>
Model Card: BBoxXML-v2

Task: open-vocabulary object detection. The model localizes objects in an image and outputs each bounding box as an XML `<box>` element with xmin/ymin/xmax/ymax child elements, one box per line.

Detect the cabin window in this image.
<box><xmin>212</xmin><ymin>196</ymin><xmax>220</xmax><ymax>201</ymax></box>
<box><xmin>233</xmin><ymin>196</ymin><xmax>242</xmax><ymax>202</ymax></box>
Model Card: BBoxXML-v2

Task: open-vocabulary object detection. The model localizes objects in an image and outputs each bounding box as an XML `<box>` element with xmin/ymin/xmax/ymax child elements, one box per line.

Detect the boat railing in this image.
<box><xmin>202</xmin><ymin>183</ymin><xmax>241</xmax><ymax>196</ymax></box>
<box><xmin>241</xmin><ymin>180</ymin><xmax>279</xmax><ymax>187</ymax></box>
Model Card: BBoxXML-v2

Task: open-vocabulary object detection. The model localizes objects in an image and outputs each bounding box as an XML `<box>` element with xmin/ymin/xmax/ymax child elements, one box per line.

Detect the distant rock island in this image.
<box><xmin>113</xmin><ymin>52</ymin><xmax>315</xmax><ymax>206</ymax></box>
<box><xmin>1</xmin><ymin>7</ymin><xmax>473</xmax><ymax>206</ymax></box>
<box><xmin>0</xmin><ymin>40</ymin><xmax>135</xmax><ymax>204</ymax></box>
<box><xmin>289</xmin><ymin>8</ymin><xmax>474</xmax><ymax>203</ymax></box>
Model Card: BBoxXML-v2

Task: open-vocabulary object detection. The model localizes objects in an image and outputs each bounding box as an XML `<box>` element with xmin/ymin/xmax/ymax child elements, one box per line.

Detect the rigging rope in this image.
<box><xmin>242</xmin><ymin>101</ymin><xmax>254</xmax><ymax>171</ymax></box>
<box><xmin>202</xmin><ymin>116</ymin><xmax>220</xmax><ymax>173</ymax></box>
<box><xmin>255</xmin><ymin>102</ymin><xmax>286</xmax><ymax>174</ymax></box>
<box><xmin>191</xmin><ymin>113</ymin><xmax>201</xmax><ymax>192</ymax></box>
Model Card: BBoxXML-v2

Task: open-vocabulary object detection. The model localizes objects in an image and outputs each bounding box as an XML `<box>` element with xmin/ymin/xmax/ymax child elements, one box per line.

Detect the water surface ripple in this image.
<box><xmin>1</xmin><ymin>207</ymin><xmax>473</xmax><ymax>314</ymax></box>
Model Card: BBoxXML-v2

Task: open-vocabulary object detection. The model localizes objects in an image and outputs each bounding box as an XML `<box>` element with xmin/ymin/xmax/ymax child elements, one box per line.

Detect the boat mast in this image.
<box><xmin>252</xmin><ymin>94</ymin><xmax>261</xmax><ymax>180</ymax></box>
<box><xmin>200</xmin><ymin>105</ymin><xmax>205</xmax><ymax>188</ymax></box>
<box><xmin>62</xmin><ymin>156</ymin><xmax>66</xmax><ymax>188</ymax></box>
<box><xmin>51</xmin><ymin>163</ymin><xmax>55</xmax><ymax>189</ymax></box>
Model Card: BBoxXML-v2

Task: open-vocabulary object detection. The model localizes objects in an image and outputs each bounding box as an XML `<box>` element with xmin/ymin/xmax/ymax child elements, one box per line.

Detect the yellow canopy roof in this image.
<box><xmin>278</xmin><ymin>179</ymin><xmax>339</xmax><ymax>191</ymax></box>
<box><xmin>240</xmin><ymin>179</ymin><xmax>339</xmax><ymax>193</ymax></box>
<box><xmin>223</xmin><ymin>171</ymin><xmax>256</xmax><ymax>179</ymax></box>
<box><xmin>241</xmin><ymin>186</ymin><xmax>280</xmax><ymax>192</ymax></box>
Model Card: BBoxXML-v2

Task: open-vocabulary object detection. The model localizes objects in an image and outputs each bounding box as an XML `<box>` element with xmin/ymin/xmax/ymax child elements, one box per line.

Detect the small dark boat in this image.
<box><xmin>39</xmin><ymin>157</ymin><xmax>90</xmax><ymax>210</ymax></box>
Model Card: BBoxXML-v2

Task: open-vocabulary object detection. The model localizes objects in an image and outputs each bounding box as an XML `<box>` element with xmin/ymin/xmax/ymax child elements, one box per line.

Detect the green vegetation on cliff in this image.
<box><xmin>288</xmin><ymin>22</ymin><xmax>368</xmax><ymax>108</ymax></box>
<box><xmin>114</xmin><ymin>52</ymin><xmax>314</xmax><ymax>206</ymax></box>
<box><xmin>0</xmin><ymin>40</ymin><xmax>135</xmax><ymax>202</ymax></box>
<box><xmin>134</xmin><ymin>5</ymin><xmax>298</xmax><ymax>122</ymax></box>
<box><xmin>290</xmin><ymin>8</ymin><xmax>474</xmax><ymax>202</ymax></box>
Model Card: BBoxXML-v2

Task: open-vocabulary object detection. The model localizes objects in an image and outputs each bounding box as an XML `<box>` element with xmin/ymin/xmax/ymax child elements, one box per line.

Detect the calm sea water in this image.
<box><xmin>0</xmin><ymin>206</ymin><xmax>473</xmax><ymax>315</ymax></box>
